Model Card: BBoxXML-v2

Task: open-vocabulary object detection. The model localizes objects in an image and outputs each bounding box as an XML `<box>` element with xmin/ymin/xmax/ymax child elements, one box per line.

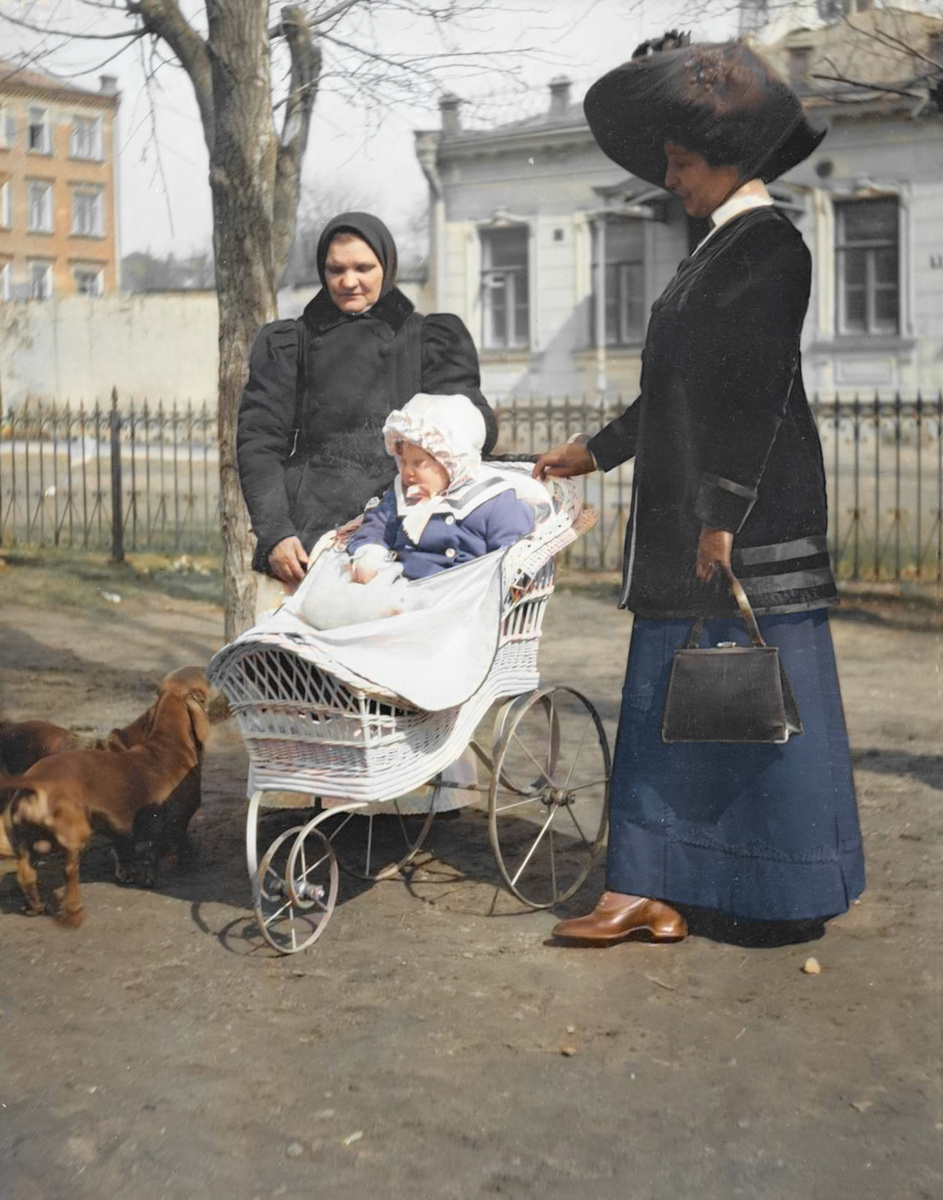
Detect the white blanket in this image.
<box><xmin>228</xmin><ymin>549</ymin><xmax>507</xmax><ymax>711</ymax></box>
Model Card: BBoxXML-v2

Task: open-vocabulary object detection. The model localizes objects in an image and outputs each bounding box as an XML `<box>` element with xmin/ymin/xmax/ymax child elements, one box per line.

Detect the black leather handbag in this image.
<box><xmin>660</xmin><ymin>571</ymin><xmax>803</xmax><ymax>745</ymax></box>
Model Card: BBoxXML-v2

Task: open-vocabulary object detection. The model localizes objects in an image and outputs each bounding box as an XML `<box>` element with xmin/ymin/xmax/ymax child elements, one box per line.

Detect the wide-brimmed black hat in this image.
<box><xmin>584</xmin><ymin>41</ymin><xmax>826</xmax><ymax>186</ymax></box>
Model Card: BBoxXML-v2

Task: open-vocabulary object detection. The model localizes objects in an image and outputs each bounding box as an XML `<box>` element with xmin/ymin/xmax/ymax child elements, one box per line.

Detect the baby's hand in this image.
<box><xmin>347</xmin><ymin>560</ymin><xmax>379</xmax><ymax>584</ymax></box>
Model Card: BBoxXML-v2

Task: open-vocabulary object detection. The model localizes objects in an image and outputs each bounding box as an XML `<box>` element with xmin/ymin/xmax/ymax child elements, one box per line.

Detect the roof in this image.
<box><xmin>757</xmin><ymin>7</ymin><xmax>942</xmax><ymax>116</ymax></box>
<box><xmin>0</xmin><ymin>58</ymin><xmax>118</xmax><ymax>106</ymax></box>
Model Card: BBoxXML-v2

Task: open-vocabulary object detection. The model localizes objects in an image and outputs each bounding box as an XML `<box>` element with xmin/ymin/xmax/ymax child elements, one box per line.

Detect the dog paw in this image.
<box><xmin>55</xmin><ymin>906</ymin><xmax>85</xmax><ymax>929</ymax></box>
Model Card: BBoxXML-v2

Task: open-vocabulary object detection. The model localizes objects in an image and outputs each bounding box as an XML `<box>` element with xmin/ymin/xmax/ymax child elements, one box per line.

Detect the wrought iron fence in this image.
<box><xmin>493</xmin><ymin>392</ymin><xmax>943</xmax><ymax>584</ymax></box>
<box><xmin>1</xmin><ymin>392</ymin><xmax>941</xmax><ymax>584</ymax></box>
<box><xmin>0</xmin><ymin>394</ymin><xmax>219</xmax><ymax>556</ymax></box>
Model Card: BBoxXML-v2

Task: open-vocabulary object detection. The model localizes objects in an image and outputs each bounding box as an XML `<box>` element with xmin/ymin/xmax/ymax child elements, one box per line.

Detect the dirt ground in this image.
<box><xmin>0</xmin><ymin>553</ymin><xmax>940</xmax><ymax>1200</ymax></box>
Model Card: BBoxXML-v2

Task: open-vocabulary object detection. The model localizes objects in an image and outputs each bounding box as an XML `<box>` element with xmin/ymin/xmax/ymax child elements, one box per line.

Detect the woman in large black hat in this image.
<box><xmin>535</xmin><ymin>41</ymin><xmax>864</xmax><ymax>943</ymax></box>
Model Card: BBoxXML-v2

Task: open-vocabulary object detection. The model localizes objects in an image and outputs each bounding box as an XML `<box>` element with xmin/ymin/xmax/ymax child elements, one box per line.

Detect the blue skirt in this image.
<box><xmin>608</xmin><ymin>611</ymin><xmax>865</xmax><ymax>921</ymax></box>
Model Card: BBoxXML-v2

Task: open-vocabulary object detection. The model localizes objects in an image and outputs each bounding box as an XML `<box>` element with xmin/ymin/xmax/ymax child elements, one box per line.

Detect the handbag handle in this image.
<box><xmin>683</xmin><ymin>567</ymin><xmax>765</xmax><ymax>649</ymax></box>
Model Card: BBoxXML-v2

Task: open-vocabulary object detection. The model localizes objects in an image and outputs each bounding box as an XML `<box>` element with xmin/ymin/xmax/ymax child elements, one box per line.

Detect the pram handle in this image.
<box><xmin>484</xmin><ymin>453</ymin><xmax>540</xmax><ymax>464</ymax></box>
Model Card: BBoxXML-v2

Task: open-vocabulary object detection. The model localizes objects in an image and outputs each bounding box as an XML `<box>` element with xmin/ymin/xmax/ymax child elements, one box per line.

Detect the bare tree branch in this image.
<box><xmin>128</xmin><ymin>1</ymin><xmax>215</xmax><ymax>151</ymax></box>
<box><xmin>272</xmin><ymin>4</ymin><xmax>322</xmax><ymax>282</ymax></box>
<box><xmin>810</xmin><ymin>71</ymin><xmax>925</xmax><ymax>101</ymax></box>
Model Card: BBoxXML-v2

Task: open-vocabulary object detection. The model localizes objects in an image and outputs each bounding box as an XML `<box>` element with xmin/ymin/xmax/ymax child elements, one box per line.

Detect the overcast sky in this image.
<box><xmin>0</xmin><ymin>0</ymin><xmax>740</xmax><ymax>259</ymax></box>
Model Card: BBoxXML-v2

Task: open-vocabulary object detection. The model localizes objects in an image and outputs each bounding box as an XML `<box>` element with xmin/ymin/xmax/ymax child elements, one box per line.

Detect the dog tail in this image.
<box><xmin>0</xmin><ymin>777</ymin><xmax>32</xmax><ymax>856</ymax></box>
<box><xmin>0</xmin><ymin>775</ymin><xmax>42</xmax><ymax>823</ymax></box>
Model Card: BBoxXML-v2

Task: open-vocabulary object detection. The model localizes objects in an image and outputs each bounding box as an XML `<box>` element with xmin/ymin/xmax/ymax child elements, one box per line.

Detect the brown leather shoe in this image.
<box><xmin>552</xmin><ymin>891</ymin><xmax>687</xmax><ymax>945</ymax></box>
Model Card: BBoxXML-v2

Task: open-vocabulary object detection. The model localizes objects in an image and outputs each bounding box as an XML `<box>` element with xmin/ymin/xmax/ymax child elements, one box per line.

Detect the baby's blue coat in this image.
<box><xmin>347</xmin><ymin>488</ymin><xmax>535</xmax><ymax>579</ymax></box>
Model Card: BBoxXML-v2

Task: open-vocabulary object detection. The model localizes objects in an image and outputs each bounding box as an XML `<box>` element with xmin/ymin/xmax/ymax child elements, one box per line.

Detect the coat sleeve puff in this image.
<box><xmin>421</xmin><ymin>313</ymin><xmax>498</xmax><ymax>454</ymax></box>
<box><xmin>237</xmin><ymin>320</ymin><xmax>302</xmax><ymax>564</ymax></box>
<box><xmin>692</xmin><ymin>223</ymin><xmax>811</xmax><ymax>533</ymax></box>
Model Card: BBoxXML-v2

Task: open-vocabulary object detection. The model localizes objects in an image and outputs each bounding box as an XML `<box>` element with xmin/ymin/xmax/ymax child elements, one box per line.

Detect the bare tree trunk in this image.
<box><xmin>205</xmin><ymin>1</ymin><xmax>279</xmax><ymax>640</ymax></box>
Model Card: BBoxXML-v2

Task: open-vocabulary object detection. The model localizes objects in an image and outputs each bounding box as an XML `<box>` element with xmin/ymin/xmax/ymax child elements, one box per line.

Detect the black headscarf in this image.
<box><xmin>584</xmin><ymin>41</ymin><xmax>826</xmax><ymax>188</ymax></box>
<box><xmin>315</xmin><ymin>211</ymin><xmax>399</xmax><ymax>301</ymax></box>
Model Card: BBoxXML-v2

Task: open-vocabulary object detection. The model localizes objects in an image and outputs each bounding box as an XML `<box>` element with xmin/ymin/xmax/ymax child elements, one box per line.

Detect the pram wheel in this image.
<box><xmin>252</xmin><ymin>823</ymin><xmax>339</xmax><ymax>954</ymax></box>
<box><xmin>318</xmin><ymin>795</ymin><xmax>435</xmax><ymax>881</ymax></box>
<box><xmin>488</xmin><ymin>686</ymin><xmax>610</xmax><ymax>909</ymax></box>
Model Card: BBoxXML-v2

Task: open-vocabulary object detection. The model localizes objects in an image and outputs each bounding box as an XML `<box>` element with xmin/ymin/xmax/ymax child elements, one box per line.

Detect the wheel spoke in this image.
<box><xmin>489</xmin><ymin>687</ymin><xmax>610</xmax><ymax>909</ymax></box>
<box><xmin>491</xmin><ymin>790</ymin><xmax>545</xmax><ymax>816</ymax></box>
<box><xmin>325</xmin><ymin>810</ymin><xmax>358</xmax><ymax>841</ymax></box>
<box><xmin>254</xmin><ymin>822</ymin><xmax>339</xmax><ymax>954</ymax></box>
<box><xmin>326</xmin><ymin>798</ymin><xmax>434</xmax><ymax>881</ymax></box>
<box><xmin>564</xmin><ymin>801</ymin><xmax>594</xmax><ymax>848</ymax></box>
<box><xmin>508</xmin><ymin>806</ymin><xmax>557</xmax><ymax>887</ymax></box>
<box><xmin>561</xmin><ymin>714</ymin><xmax>594</xmax><ymax>791</ymax></box>
<box><xmin>565</xmin><ymin>776</ymin><xmax>610</xmax><ymax>793</ymax></box>
<box><xmin>507</xmin><ymin>727</ymin><xmax>552</xmax><ymax>785</ymax></box>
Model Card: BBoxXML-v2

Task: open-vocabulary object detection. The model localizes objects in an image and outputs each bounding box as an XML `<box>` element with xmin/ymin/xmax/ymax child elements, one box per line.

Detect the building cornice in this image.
<box><xmin>431</xmin><ymin>119</ymin><xmax>593</xmax><ymax>162</ymax></box>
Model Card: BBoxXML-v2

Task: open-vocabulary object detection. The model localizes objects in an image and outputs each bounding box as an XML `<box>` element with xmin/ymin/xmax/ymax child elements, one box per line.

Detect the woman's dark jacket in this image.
<box><xmin>588</xmin><ymin>206</ymin><xmax>837</xmax><ymax>618</ymax></box>
<box><xmin>237</xmin><ymin>286</ymin><xmax>497</xmax><ymax>574</ymax></box>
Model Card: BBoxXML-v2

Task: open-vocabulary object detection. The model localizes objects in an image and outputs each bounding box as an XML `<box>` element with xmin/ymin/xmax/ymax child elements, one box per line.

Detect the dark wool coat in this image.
<box><xmin>237</xmin><ymin>286</ymin><xmax>497</xmax><ymax>573</ymax></box>
<box><xmin>588</xmin><ymin>206</ymin><xmax>838</xmax><ymax>619</ymax></box>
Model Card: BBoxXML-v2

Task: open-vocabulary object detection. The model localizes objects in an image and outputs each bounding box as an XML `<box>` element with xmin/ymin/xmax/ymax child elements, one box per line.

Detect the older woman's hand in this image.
<box><xmin>268</xmin><ymin>536</ymin><xmax>309</xmax><ymax>585</ymax></box>
<box><xmin>533</xmin><ymin>442</ymin><xmax>596</xmax><ymax>480</ymax></box>
<box><xmin>696</xmin><ymin>527</ymin><xmax>734</xmax><ymax>582</ymax></box>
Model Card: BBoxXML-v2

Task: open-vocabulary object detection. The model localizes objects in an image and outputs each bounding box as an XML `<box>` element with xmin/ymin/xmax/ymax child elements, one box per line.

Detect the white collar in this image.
<box><xmin>394</xmin><ymin>465</ymin><xmax>551</xmax><ymax>544</ymax></box>
<box><xmin>694</xmin><ymin>180</ymin><xmax>773</xmax><ymax>253</ymax></box>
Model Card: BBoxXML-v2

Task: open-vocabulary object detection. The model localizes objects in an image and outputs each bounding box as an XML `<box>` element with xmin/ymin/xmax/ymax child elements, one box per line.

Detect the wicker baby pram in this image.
<box><xmin>209</xmin><ymin>468</ymin><xmax>611</xmax><ymax>954</ymax></box>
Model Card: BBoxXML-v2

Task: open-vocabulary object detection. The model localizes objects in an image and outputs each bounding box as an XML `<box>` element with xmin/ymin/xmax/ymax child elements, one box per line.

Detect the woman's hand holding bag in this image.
<box><xmin>660</xmin><ymin>566</ymin><xmax>803</xmax><ymax>745</ymax></box>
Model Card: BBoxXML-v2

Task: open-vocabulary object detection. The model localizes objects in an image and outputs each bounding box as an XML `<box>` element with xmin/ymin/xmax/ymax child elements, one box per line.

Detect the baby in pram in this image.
<box><xmin>294</xmin><ymin>392</ymin><xmax>546</xmax><ymax>630</ymax></box>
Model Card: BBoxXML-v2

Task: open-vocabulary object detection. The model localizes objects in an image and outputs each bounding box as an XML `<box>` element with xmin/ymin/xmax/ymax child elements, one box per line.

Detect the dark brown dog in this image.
<box><xmin>1</xmin><ymin>667</ymin><xmax>212</xmax><ymax>926</ymax></box>
<box><xmin>103</xmin><ymin>665</ymin><xmax>223</xmax><ymax>885</ymax></box>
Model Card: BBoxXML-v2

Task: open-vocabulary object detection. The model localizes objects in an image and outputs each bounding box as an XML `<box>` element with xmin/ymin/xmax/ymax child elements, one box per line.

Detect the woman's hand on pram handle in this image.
<box><xmin>533</xmin><ymin>442</ymin><xmax>596</xmax><ymax>480</ymax></box>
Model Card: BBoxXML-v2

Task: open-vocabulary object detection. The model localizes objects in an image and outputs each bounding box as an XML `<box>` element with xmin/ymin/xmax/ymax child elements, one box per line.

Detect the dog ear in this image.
<box><xmin>185</xmin><ymin>696</ymin><xmax>212</xmax><ymax>749</ymax></box>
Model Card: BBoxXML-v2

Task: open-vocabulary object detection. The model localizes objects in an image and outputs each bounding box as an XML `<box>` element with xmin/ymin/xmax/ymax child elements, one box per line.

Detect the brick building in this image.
<box><xmin>0</xmin><ymin>61</ymin><xmax>120</xmax><ymax>301</ymax></box>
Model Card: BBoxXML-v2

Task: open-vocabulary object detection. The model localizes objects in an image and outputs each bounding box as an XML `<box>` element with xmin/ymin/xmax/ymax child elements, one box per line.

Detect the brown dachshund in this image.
<box><xmin>0</xmin><ymin>720</ymin><xmax>79</xmax><ymax>857</ymax></box>
<box><xmin>1</xmin><ymin>667</ymin><xmax>212</xmax><ymax>927</ymax></box>
<box><xmin>103</xmin><ymin>666</ymin><xmax>225</xmax><ymax>885</ymax></box>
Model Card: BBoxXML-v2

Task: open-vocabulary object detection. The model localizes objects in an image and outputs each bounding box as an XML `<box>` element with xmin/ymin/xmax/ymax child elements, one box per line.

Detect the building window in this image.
<box><xmin>28</xmin><ymin>106</ymin><xmax>51</xmax><ymax>154</ymax></box>
<box><xmin>480</xmin><ymin>226</ymin><xmax>529</xmax><ymax>350</ymax></box>
<box><xmin>593</xmin><ymin>219</ymin><xmax>646</xmax><ymax>346</ymax></box>
<box><xmin>28</xmin><ymin>261</ymin><xmax>52</xmax><ymax>300</ymax></box>
<box><xmin>0</xmin><ymin>180</ymin><xmax>10</xmax><ymax>228</ymax></box>
<box><xmin>816</xmin><ymin>0</ymin><xmax>871</xmax><ymax>20</ymax></box>
<box><xmin>835</xmin><ymin>197</ymin><xmax>899</xmax><ymax>336</ymax></box>
<box><xmin>72</xmin><ymin>187</ymin><xmax>104</xmax><ymax>237</ymax></box>
<box><xmin>0</xmin><ymin>262</ymin><xmax>11</xmax><ymax>301</ymax></box>
<box><xmin>73</xmin><ymin>264</ymin><xmax>104</xmax><ymax>296</ymax></box>
<box><xmin>0</xmin><ymin>105</ymin><xmax>13</xmax><ymax>149</ymax></box>
<box><xmin>28</xmin><ymin>180</ymin><xmax>53</xmax><ymax>232</ymax></box>
<box><xmin>71</xmin><ymin>115</ymin><xmax>103</xmax><ymax>160</ymax></box>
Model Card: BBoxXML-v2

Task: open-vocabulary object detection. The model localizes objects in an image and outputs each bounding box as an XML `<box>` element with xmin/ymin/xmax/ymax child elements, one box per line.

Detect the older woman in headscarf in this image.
<box><xmin>535</xmin><ymin>41</ymin><xmax>865</xmax><ymax>944</ymax></box>
<box><xmin>238</xmin><ymin>211</ymin><xmax>497</xmax><ymax>588</ymax></box>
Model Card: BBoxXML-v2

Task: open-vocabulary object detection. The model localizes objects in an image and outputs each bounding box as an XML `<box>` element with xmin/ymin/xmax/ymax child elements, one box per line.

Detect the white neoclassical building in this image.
<box><xmin>413</xmin><ymin>1</ymin><xmax>943</xmax><ymax>401</ymax></box>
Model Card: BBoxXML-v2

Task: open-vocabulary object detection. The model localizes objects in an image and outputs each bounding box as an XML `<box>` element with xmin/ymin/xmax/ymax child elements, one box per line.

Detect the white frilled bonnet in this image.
<box><xmin>383</xmin><ymin>393</ymin><xmax>487</xmax><ymax>489</ymax></box>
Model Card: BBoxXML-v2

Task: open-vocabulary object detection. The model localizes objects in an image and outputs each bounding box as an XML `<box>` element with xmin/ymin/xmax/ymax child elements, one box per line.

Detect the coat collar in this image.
<box><xmin>302</xmin><ymin>286</ymin><xmax>415</xmax><ymax>337</ymax></box>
